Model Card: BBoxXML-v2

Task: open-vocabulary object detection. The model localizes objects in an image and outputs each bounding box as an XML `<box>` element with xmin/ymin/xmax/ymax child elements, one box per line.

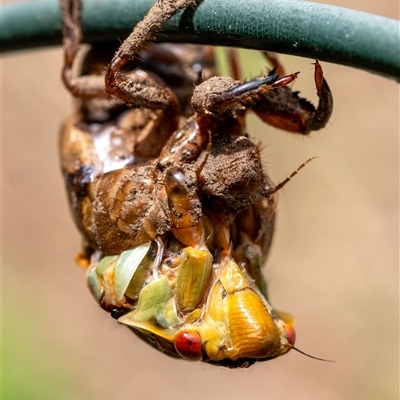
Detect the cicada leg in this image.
<box><xmin>253</xmin><ymin>60</ymin><xmax>333</xmax><ymax>134</ymax></box>
<box><xmin>191</xmin><ymin>70</ymin><xmax>299</xmax><ymax>120</ymax></box>
<box><xmin>225</xmin><ymin>48</ymin><xmax>242</xmax><ymax>81</ymax></box>
<box><xmin>60</xmin><ymin>0</ymin><xmax>108</xmax><ymax>98</ymax></box>
<box><xmin>192</xmin><ymin>55</ymin><xmax>332</xmax><ymax>136</ymax></box>
<box><xmin>105</xmin><ymin>0</ymin><xmax>195</xmax><ymax>111</ymax></box>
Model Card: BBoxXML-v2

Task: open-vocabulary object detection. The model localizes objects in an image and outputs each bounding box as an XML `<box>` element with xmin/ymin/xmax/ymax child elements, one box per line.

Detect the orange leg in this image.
<box><xmin>253</xmin><ymin>61</ymin><xmax>333</xmax><ymax>134</ymax></box>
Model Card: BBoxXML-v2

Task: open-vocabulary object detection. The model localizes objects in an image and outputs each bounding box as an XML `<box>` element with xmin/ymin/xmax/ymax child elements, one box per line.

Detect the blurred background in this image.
<box><xmin>2</xmin><ymin>0</ymin><xmax>398</xmax><ymax>399</ymax></box>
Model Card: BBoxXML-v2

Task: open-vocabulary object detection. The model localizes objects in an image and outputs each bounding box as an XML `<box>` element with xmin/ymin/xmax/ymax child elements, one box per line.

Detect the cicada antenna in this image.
<box><xmin>266</xmin><ymin>156</ymin><xmax>318</xmax><ymax>195</ymax></box>
<box><xmin>289</xmin><ymin>345</ymin><xmax>336</xmax><ymax>363</ymax></box>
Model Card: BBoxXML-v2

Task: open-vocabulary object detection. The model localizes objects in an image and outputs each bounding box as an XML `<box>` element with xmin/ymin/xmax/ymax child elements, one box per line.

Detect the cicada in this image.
<box><xmin>59</xmin><ymin>0</ymin><xmax>332</xmax><ymax>368</ymax></box>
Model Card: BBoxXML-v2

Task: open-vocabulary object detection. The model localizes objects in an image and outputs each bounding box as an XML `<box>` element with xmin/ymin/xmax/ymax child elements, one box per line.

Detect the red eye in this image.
<box><xmin>174</xmin><ymin>330</ymin><xmax>203</xmax><ymax>361</ymax></box>
<box><xmin>285</xmin><ymin>324</ymin><xmax>296</xmax><ymax>347</ymax></box>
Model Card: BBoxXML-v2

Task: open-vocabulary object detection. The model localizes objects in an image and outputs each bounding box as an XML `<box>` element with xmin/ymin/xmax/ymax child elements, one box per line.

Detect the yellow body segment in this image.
<box><xmin>176</xmin><ymin>247</ymin><xmax>212</xmax><ymax>311</ymax></box>
<box><xmin>192</xmin><ymin>258</ymin><xmax>291</xmax><ymax>361</ymax></box>
<box><xmin>225</xmin><ymin>288</ymin><xmax>281</xmax><ymax>359</ymax></box>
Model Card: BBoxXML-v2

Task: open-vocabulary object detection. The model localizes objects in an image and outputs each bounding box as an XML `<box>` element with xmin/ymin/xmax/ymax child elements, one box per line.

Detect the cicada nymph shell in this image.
<box><xmin>60</xmin><ymin>0</ymin><xmax>332</xmax><ymax>368</ymax></box>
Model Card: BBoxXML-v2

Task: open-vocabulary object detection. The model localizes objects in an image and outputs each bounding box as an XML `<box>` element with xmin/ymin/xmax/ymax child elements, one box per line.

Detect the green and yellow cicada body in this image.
<box><xmin>86</xmin><ymin>232</ymin><xmax>295</xmax><ymax>368</ymax></box>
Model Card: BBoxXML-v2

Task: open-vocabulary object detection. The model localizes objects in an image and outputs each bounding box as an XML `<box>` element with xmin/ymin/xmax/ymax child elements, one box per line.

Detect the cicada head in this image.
<box><xmin>172</xmin><ymin>258</ymin><xmax>296</xmax><ymax>367</ymax></box>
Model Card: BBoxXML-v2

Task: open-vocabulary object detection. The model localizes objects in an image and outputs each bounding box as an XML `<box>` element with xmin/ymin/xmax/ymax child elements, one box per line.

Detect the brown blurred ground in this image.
<box><xmin>2</xmin><ymin>1</ymin><xmax>399</xmax><ymax>399</ymax></box>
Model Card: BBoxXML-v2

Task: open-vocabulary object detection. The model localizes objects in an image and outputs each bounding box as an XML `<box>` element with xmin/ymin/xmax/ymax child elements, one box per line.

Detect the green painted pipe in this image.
<box><xmin>1</xmin><ymin>0</ymin><xmax>399</xmax><ymax>81</ymax></box>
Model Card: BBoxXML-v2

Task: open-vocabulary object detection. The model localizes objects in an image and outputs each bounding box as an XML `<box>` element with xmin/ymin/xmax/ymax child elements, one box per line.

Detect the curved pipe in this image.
<box><xmin>1</xmin><ymin>0</ymin><xmax>399</xmax><ymax>81</ymax></box>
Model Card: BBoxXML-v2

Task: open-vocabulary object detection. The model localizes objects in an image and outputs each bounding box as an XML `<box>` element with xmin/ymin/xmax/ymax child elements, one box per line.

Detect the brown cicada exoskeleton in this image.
<box><xmin>59</xmin><ymin>0</ymin><xmax>333</xmax><ymax>368</ymax></box>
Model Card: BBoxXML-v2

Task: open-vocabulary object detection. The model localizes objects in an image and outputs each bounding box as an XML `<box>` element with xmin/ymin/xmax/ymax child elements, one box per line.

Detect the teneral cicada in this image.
<box><xmin>59</xmin><ymin>0</ymin><xmax>332</xmax><ymax>368</ymax></box>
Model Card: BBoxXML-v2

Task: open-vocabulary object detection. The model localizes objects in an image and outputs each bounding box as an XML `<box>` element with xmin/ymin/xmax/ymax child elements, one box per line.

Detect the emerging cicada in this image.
<box><xmin>60</xmin><ymin>0</ymin><xmax>332</xmax><ymax>368</ymax></box>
